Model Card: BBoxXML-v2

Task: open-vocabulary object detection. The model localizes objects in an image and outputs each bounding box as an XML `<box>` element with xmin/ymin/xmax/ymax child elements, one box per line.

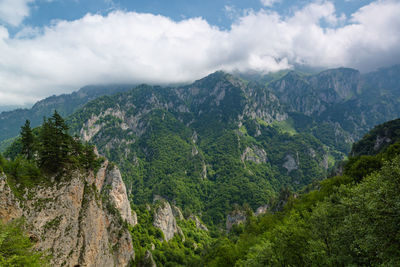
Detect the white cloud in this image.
<box><xmin>260</xmin><ymin>0</ymin><xmax>281</xmax><ymax>7</ymax></box>
<box><xmin>0</xmin><ymin>0</ymin><xmax>399</xmax><ymax>105</ymax></box>
<box><xmin>0</xmin><ymin>0</ymin><xmax>34</xmax><ymax>26</ymax></box>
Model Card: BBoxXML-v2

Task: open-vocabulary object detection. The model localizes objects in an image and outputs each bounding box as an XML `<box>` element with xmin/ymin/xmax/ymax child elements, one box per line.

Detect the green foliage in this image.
<box><xmin>2</xmin><ymin>156</ymin><xmax>43</xmax><ymax>200</ymax></box>
<box><xmin>344</xmin><ymin>155</ymin><xmax>382</xmax><ymax>182</ymax></box>
<box><xmin>351</xmin><ymin>118</ymin><xmax>400</xmax><ymax>156</ymax></box>
<box><xmin>201</xmin><ymin>141</ymin><xmax>400</xmax><ymax>266</ymax></box>
<box><xmin>0</xmin><ymin>219</ymin><xmax>49</xmax><ymax>266</ymax></box>
<box><xmin>130</xmin><ymin>204</ymin><xmax>212</xmax><ymax>267</ymax></box>
<box><xmin>20</xmin><ymin>120</ymin><xmax>35</xmax><ymax>160</ymax></box>
<box><xmin>38</xmin><ymin>111</ymin><xmax>73</xmax><ymax>172</ymax></box>
<box><xmin>1</xmin><ymin>112</ymin><xmax>102</xmax><ymax>200</ymax></box>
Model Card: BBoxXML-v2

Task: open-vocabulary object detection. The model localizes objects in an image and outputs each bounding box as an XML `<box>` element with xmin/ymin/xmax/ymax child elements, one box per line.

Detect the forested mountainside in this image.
<box><xmin>0</xmin><ymin>84</ymin><xmax>134</xmax><ymax>147</ymax></box>
<box><xmin>67</xmin><ymin>71</ymin><xmax>348</xmax><ymax>227</ymax></box>
<box><xmin>63</xmin><ymin>66</ymin><xmax>400</xmax><ymax>228</ymax></box>
<box><xmin>3</xmin><ymin>115</ymin><xmax>399</xmax><ymax>267</ymax></box>
<box><xmin>1</xmin><ymin>67</ymin><xmax>400</xmax><ymax>266</ymax></box>
<box><xmin>200</xmin><ymin>117</ymin><xmax>400</xmax><ymax>266</ymax></box>
<box><xmin>351</xmin><ymin>118</ymin><xmax>400</xmax><ymax>156</ymax></box>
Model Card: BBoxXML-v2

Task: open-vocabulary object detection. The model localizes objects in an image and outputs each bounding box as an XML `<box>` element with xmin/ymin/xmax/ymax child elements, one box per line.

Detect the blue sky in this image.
<box><xmin>0</xmin><ymin>0</ymin><xmax>398</xmax><ymax>105</ymax></box>
<box><xmin>20</xmin><ymin>0</ymin><xmax>376</xmax><ymax>30</ymax></box>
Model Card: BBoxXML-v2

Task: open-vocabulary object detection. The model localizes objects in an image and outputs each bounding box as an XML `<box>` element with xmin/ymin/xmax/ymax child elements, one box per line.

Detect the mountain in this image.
<box><xmin>3</xmin><ymin>66</ymin><xmax>400</xmax><ymax>227</ymax></box>
<box><xmin>0</xmin><ymin>84</ymin><xmax>134</xmax><ymax>146</ymax></box>
<box><xmin>2</xmin><ymin>66</ymin><xmax>400</xmax><ymax>266</ymax></box>
<box><xmin>267</xmin><ymin>66</ymin><xmax>400</xmax><ymax>139</ymax></box>
<box><xmin>66</xmin><ymin>72</ymin><xmax>351</xmax><ymax>226</ymax></box>
<box><xmin>351</xmin><ymin>118</ymin><xmax>400</xmax><ymax>156</ymax></box>
<box><xmin>201</xmin><ymin>117</ymin><xmax>400</xmax><ymax>266</ymax></box>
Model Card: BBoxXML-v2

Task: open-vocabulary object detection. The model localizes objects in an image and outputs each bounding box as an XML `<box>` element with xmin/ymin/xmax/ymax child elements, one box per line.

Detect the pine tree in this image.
<box><xmin>38</xmin><ymin>111</ymin><xmax>73</xmax><ymax>172</ymax></box>
<box><xmin>20</xmin><ymin>120</ymin><xmax>35</xmax><ymax>160</ymax></box>
<box><xmin>52</xmin><ymin>110</ymin><xmax>71</xmax><ymax>163</ymax></box>
<box><xmin>38</xmin><ymin>117</ymin><xmax>56</xmax><ymax>171</ymax></box>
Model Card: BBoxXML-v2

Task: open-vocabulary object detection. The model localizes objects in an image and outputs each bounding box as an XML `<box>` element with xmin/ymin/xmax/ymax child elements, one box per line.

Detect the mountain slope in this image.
<box><xmin>201</xmin><ymin>117</ymin><xmax>400</xmax><ymax>266</ymax></box>
<box><xmin>0</xmin><ymin>84</ymin><xmax>134</xmax><ymax>144</ymax></box>
<box><xmin>67</xmin><ymin>72</ymin><xmax>344</xmax><ymax>226</ymax></box>
<box><xmin>351</xmin><ymin>118</ymin><xmax>400</xmax><ymax>156</ymax></box>
<box><xmin>267</xmin><ymin>65</ymin><xmax>400</xmax><ymax>139</ymax></box>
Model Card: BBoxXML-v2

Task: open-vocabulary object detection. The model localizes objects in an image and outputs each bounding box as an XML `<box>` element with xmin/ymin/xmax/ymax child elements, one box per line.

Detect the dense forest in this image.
<box><xmin>200</xmin><ymin>119</ymin><xmax>400</xmax><ymax>266</ymax></box>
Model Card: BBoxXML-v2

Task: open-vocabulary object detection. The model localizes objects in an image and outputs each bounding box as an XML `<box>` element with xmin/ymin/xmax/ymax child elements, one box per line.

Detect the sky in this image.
<box><xmin>0</xmin><ymin>0</ymin><xmax>399</xmax><ymax>105</ymax></box>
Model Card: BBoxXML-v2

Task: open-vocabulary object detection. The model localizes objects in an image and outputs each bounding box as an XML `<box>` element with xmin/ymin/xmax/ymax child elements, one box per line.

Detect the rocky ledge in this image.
<box><xmin>0</xmin><ymin>160</ymin><xmax>135</xmax><ymax>267</ymax></box>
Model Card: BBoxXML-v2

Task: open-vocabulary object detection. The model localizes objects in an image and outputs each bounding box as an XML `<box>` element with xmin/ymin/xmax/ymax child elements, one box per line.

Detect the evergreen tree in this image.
<box><xmin>51</xmin><ymin>110</ymin><xmax>71</xmax><ymax>163</ymax></box>
<box><xmin>20</xmin><ymin>120</ymin><xmax>35</xmax><ymax>160</ymax></box>
<box><xmin>38</xmin><ymin>111</ymin><xmax>72</xmax><ymax>172</ymax></box>
<box><xmin>38</xmin><ymin>117</ymin><xmax>56</xmax><ymax>171</ymax></box>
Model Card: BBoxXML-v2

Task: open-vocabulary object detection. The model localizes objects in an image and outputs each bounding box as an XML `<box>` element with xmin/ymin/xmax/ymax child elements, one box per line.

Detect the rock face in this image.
<box><xmin>188</xmin><ymin>215</ymin><xmax>208</xmax><ymax>231</ymax></box>
<box><xmin>0</xmin><ymin>174</ymin><xmax>22</xmax><ymax>223</ymax></box>
<box><xmin>241</xmin><ymin>146</ymin><xmax>267</xmax><ymax>164</ymax></box>
<box><xmin>104</xmin><ymin>165</ymin><xmax>137</xmax><ymax>226</ymax></box>
<box><xmin>153</xmin><ymin>200</ymin><xmax>179</xmax><ymax>241</ymax></box>
<box><xmin>0</xmin><ymin>161</ymin><xmax>134</xmax><ymax>267</ymax></box>
<box><xmin>172</xmin><ymin>205</ymin><xmax>184</xmax><ymax>220</ymax></box>
<box><xmin>152</xmin><ymin>200</ymin><xmax>186</xmax><ymax>242</ymax></box>
<box><xmin>282</xmin><ymin>154</ymin><xmax>298</xmax><ymax>173</ymax></box>
<box><xmin>374</xmin><ymin>135</ymin><xmax>392</xmax><ymax>152</ymax></box>
<box><xmin>255</xmin><ymin>205</ymin><xmax>269</xmax><ymax>216</ymax></box>
<box><xmin>226</xmin><ymin>210</ymin><xmax>247</xmax><ymax>231</ymax></box>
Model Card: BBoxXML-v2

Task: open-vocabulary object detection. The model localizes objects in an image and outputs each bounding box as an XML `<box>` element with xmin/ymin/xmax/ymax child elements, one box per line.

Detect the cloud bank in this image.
<box><xmin>0</xmin><ymin>0</ymin><xmax>33</xmax><ymax>26</ymax></box>
<box><xmin>260</xmin><ymin>0</ymin><xmax>281</xmax><ymax>7</ymax></box>
<box><xmin>0</xmin><ymin>0</ymin><xmax>400</xmax><ymax>104</ymax></box>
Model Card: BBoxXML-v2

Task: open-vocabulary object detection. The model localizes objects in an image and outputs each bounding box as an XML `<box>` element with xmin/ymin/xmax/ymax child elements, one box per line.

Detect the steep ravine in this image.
<box><xmin>0</xmin><ymin>161</ymin><xmax>135</xmax><ymax>267</ymax></box>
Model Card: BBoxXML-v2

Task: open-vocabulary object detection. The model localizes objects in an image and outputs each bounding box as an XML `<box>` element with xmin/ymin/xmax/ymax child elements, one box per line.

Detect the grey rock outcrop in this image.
<box><xmin>104</xmin><ymin>165</ymin><xmax>137</xmax><ymax>226</ymax></box>
<box><xmin>0</xmin><ymin>161</ymin><xmax>134</xmax><ymax>267</ymax></box>
<box><xmin>255</xmin><ymin>205</ymin><xmax>269</xmax><ymax>216</ymax></box>
<box><xmin>241</xmin><ymin>146</ymin><xmax>267</xmax><ymax>164</ymax></box>
<box><xmin>226</xmin><ymin>210</ymin><xmax>247</xmax><ymax>231</ymax></box>
<box><xmin>282</xmin><ymin>154</ymin><xmax>298</xmax><ymax>173</ymax></box>
<box><xmin>139</xmin><ymin>250</ymin><xmax>157</xmax><ymax>267</ymax></box>
<box><xmin>172</xmin><ymin>205</ymin><xmax>184</xmax><ymax>220</ymax></box>
<box><xmin>374</xmin><ymin>135</ymin><xmax>392</xmax><ymax>151</ymax></box>
<box><xmin>0</xmin><ymin>174</ymin><xmax>22</xmax><ymax>223</ymax></box>
<box><xmin>153</xmin><ymin>200</ymin><xmax>179</xmax><ymax>241</ymax></box>
<box><xmin>188</xmin><ymin>215</ymin><xmax>208</xmax><ymax>231</ymax></box>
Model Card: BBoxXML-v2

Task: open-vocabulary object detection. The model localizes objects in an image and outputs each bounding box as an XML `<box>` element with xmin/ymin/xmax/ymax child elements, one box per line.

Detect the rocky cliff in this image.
<box><xmin>0</xmin><ymin>160</ymin><xmax>135</xmax><ymax>267</ymax></box>
<box><xmin>153</xmin><ymin>199</ymin><xmax>184</xmax><ymax>242</ymax></box>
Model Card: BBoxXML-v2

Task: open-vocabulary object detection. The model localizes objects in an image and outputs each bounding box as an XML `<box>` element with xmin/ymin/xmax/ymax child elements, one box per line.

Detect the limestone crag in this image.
<box><xmin>188</xmin><ymin>215</ymin><xmax>208</xmax><ymax>231</ymax></box>
<box><xmin>255</xmin><ymin>205</ymin><xmax>269</xmax><ymax>216</ymax></box>
<box><xmin>282</xmin><ymin>154</ymin><xmax>299</xmax><ymax>173</ymax></box>
<box><xmin>0</xmin><ymin>162</ymin><xmax>134</xmax><ymax>267</ymax></box>
<box><xmin>241</xmin><ymin>146</ymin><xmax>267</xmax><ymax>164</ymax></box>
<box><xmin>226</xmin><ymin>210</ymin><xmax>247</xmax><ymax>231</ymax></box>
<box><xmin>104</xmin><ymin>165</ymin><xmax>137</xmax><ymax>226</ymax></box>
<box><xmin>172</xmin><ymin>205</ymin><xmax>184</xmax><ymax>220</ymax></box>
<box><xmin>0</xmin><ymin>174</ymin><xmax>22</xmax><ymax>223</ymax></box>
<box><xmin>153</xmin><ymin>200</ymin><xmax>180</xmax><ymax>241</ymax></box>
